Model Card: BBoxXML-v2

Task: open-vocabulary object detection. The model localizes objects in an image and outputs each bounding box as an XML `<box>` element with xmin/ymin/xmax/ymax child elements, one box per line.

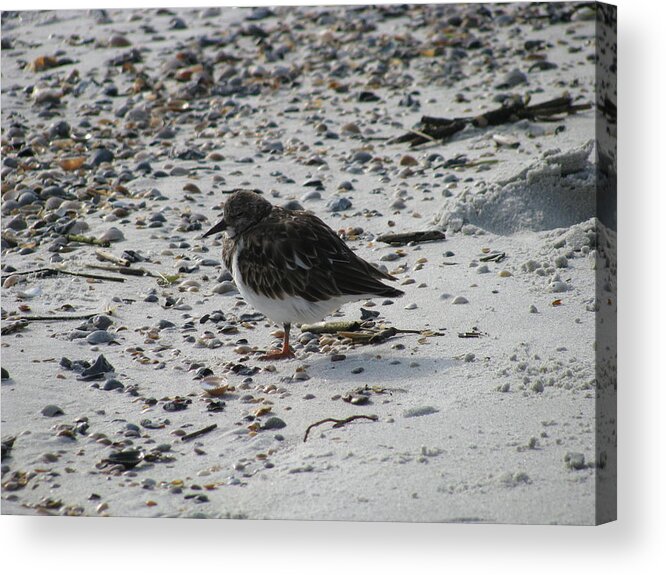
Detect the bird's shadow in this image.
<box><xmin>302</xmin><ymin>351</ymin><xmax>456</xmax><ymax>385</ymax></box>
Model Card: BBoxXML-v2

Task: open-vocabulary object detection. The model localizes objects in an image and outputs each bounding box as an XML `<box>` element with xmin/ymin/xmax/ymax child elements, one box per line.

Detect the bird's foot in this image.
<box><xmin>258</xmin><ymin>347</ymin><xmax>295</xmax><ymax>361</ymax></box>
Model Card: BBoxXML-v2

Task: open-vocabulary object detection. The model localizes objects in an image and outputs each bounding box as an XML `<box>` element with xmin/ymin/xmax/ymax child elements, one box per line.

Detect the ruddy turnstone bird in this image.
<box><xmin>203</xmin><ymin>190</ymin><xmax>404</xmax><ymax>360</ymax></box>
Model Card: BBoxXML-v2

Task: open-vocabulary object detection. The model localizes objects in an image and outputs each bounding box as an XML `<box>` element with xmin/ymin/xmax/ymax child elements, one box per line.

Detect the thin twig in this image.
<box><xmin>1</xmin><ymin>267</ymin><xmax>125</xmax><ymax>283</ymax></box>
<box><xmin>85</xmin><ymin>263</ymin><xmax>156</xmax><ymax>277</ymax></box>
<box><xmin>7</xmin><ymin>312</ymin><xmax>100</xmax><ymax>322</ymax></box>
<box><xmin>181</xmin><ymin>424</ymin><xmax>218</xmax><ymax>442</ymax></box>
<box><xmin>1</xmin><ymin>267</ymin><xmax>53</xmax><ymax>280</ymax></box>
<box><xmin>303</xmin><ymin>415</ymin><xmax>378</xmax><ymax>443</ymax></box>
<box><xmin>58</xmin><ymin>269</ymin><xmax>126</xmax><ymax>282</ymax></box>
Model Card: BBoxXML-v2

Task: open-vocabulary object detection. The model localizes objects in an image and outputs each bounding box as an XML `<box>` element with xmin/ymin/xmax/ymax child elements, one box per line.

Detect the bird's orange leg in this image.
<box><xmin>259</xmin><ymin>322</ymin><xmax>295</xmax><ymax>360</ymax></box>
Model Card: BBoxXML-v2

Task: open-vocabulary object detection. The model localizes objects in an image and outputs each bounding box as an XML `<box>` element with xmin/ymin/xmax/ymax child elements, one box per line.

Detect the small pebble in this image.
<box><xmin>212</xmin><ymin>281</ymin><xmax>238</xmax><ymax>295</ymax></box>
<box><xmin>326</xmin><ymin>197</ymin><xmax>352</xmax><ymax>212</ymax></box>
<box><xmin>86</xmin><ymin>330</ymin><xmax>116</xmax><ymax>345</ymax></box>
<box><xmin>42</xmin><ymin>405</ymin><xmax>64</xmax><ymax>417</ymax></box>
<box><xmin>301</xmin><ymin>190</ymin><xmax>321</xmax><ymax>202</ymax></box>
<box><xmin>262</xmin><ymin>417</ymin><xmax>286</xmax><ymax>430</ymax></box>
<box><xmin>352</xmin><ymin>151</ymin><xmax>372</xmax><ymax>164</ymax></box>
<box><xmin>98</xmin><ymin>227</ymin><xmax>125</xmax><ymax>243</ymax></box>
<box><xmin>103</xmin><ymin>379</ymin><xmax>124</xmax><ymax>391</ymax></box>
<box><xmin>90</xmin><ymin>148</ymin><xmax>115</xmax><ymax>167</ymax></box>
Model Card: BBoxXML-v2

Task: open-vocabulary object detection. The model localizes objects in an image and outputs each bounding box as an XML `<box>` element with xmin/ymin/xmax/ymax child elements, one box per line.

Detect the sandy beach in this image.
<box><xmin>1</xmin><ymin>3</ymin><xmax>616</xmax><ymax>525</ymax></box>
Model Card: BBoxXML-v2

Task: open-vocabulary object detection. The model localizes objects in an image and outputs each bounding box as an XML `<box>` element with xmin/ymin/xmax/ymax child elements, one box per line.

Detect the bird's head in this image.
<box><xmin>202</xmin><ymin>190</ymin><xmax>272</xmax><ymax>239</ymax></box>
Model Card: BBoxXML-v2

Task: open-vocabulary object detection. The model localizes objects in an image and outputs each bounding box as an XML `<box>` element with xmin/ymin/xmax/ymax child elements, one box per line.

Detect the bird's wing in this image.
<box><xmin>236</xmin><ymin>209</ymin><xmax>401</xmax><ymax>302</ymax></box>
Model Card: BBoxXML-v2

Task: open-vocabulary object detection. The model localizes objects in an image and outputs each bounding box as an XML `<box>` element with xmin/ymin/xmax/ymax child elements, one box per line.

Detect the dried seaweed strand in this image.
<box><xmin>303</xmin><ymin>415</ymin><xmax>378</xmax><ymax>443</ymax></box>
<box><xmin>392</xmin><ymin>94</ymin><xmax>592</xmax><ymax>148</ymax></box>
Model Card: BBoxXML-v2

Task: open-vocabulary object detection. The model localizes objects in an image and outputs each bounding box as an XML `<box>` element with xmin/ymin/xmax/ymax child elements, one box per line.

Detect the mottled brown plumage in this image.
<box><xmin>203</xmin><ymin>190</ymin><xmax>404</xmax><ymax>359</ymax></box>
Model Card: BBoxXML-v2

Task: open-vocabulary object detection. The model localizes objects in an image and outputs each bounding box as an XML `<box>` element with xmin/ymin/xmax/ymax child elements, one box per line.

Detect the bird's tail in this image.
<box><xmin>374</xmin><ymin>284</ymin><xmax>404</xmax><ymax>298</ymax></box>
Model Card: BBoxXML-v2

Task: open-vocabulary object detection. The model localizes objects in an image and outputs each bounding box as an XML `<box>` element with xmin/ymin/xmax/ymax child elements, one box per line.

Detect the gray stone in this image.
<box><xmin>42</xmin><ymin>404</ymin><xmax>64</xmax><ymax>417</ymax></box>
<box><xmin>86</xmin><ymin>330</ymin><xmax>116</xmax><ymax>345</ymax></box>
<box><xmin>262</xmin><ymin>417</ymin><xmax>287</xmax><ymax>430</ymax></box>
<box><xmin>103</xmin><ymin>379</ymin><xmax>124</xmax><ymax>391</ymax></box>
<box><xmin>90</xmin><ymin>148</ymin><xmax>115</xmax><ymax>166</ymax></box>
<box><xmin>326</xmin><ymin>197</ymin><xmax>352</xmax><ymax>212</ymax></box>
<box><xmin>6</xmin><ymin>216</ymin><xmax>26</xmax><ymax>231</ymax></box>
<box><xmin>17</xmin><ymin>191</ymin><xmax>39</xmax><ymax>206</ymax></box>
<box><xmin>301</xmin><ymin>190</ymin><xmax>322</xmax><ymax>202</ymax></box>
<box><xmin>352</xmin><ymin>151</ymin><xmax>373</xmax><ymax>164</ymax></box>
<box><xmin>92</xmin><ymin>315</ymin><xmax>113</xmax><ymax>330</ymax></box>
<box><xmin>212</xmin><ymin>281</ymin><xmax>238</xmax><ymax>295</ymax></box>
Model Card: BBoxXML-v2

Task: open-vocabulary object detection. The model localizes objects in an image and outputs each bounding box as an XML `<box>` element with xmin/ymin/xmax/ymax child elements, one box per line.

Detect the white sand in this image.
<box><xmin>1</xmin><ymin>4</ymin><xmax>615</xmax><ymax>525</ymax></box>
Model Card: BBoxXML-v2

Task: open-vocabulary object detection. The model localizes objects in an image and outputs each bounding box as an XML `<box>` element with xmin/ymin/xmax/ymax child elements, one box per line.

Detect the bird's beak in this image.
<box><xmin>202</xmin><ymin>219</ymin><xmax>227</xmax><ymax>238</ymax></box>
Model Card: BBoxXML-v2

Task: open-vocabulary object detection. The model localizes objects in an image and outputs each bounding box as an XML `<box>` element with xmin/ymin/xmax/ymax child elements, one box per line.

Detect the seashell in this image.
<box><xmin>33</xmin><ymin>88</ymin><xmax>63</xmax><ymax>105</ymax></box>
<box><xmin>341</xmin><ymin>122</ymin><xmax>361</xmax><ymax>135</ymax></box>
<box><xmin>167</xmin><ymin>99</ymin><xmax>190</xmax><ymax>112</ymax></box>
<box><xmin>492</xmin><ymin>134</ymin><xmax>520</xmax><ymax>148</ymax></box>
<box><xmin>51</xmin><ymin>138</ymin><xmax>76</xmax><ymax>150</ymax></box>
<box><xmin>201</xmin><ymin>376</ymin><xmax>229</xmax><ymax>397</ymax></box>
<box><xmin>16</xmin><ymin>286</ymin><xmax>42</xmax><ymax>299</ymax></box>
<box><xmin>253</xmin><ymin>406</ymin><xmax>272</xmax><ymax>418</ymax></box>
<box><xmin>29</xmin><ymin>55</ymin><xmax>59</xmax><ymax>72</ymax></box>
<box><xmin>108</xmin><ymin>34</ymin><xmax>131</xmax><ymax>48</ymax></box>
<box><xmin>183</xmin><ymin>183</ymin><xmax>201</xmax><ymax>194</ymax></box>
<box><xmin>59</xmin><ymin>157</ymin><xmax>86</xmax><ymax>171</ymax></box>
<box><xmin>104</xmin><ymin>450</ymin><xmax>144</xmax><ymax>469</ymax></box>
<box><xmin>3</xmin><ymin>275</ymin><xmax>20</xmax><ymax>288</ymax></box>
<box><xmin>399</xmin><ymin>155</ymin><xmax>419</xmax><ymax>166</ymax></box>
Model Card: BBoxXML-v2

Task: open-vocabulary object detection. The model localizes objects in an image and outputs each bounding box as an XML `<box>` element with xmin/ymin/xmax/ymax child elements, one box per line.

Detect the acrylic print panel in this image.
<box><xmin>1</xmin><ymin>2</ymin><xmax>616</xmax><ymax>524</ymax></box>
